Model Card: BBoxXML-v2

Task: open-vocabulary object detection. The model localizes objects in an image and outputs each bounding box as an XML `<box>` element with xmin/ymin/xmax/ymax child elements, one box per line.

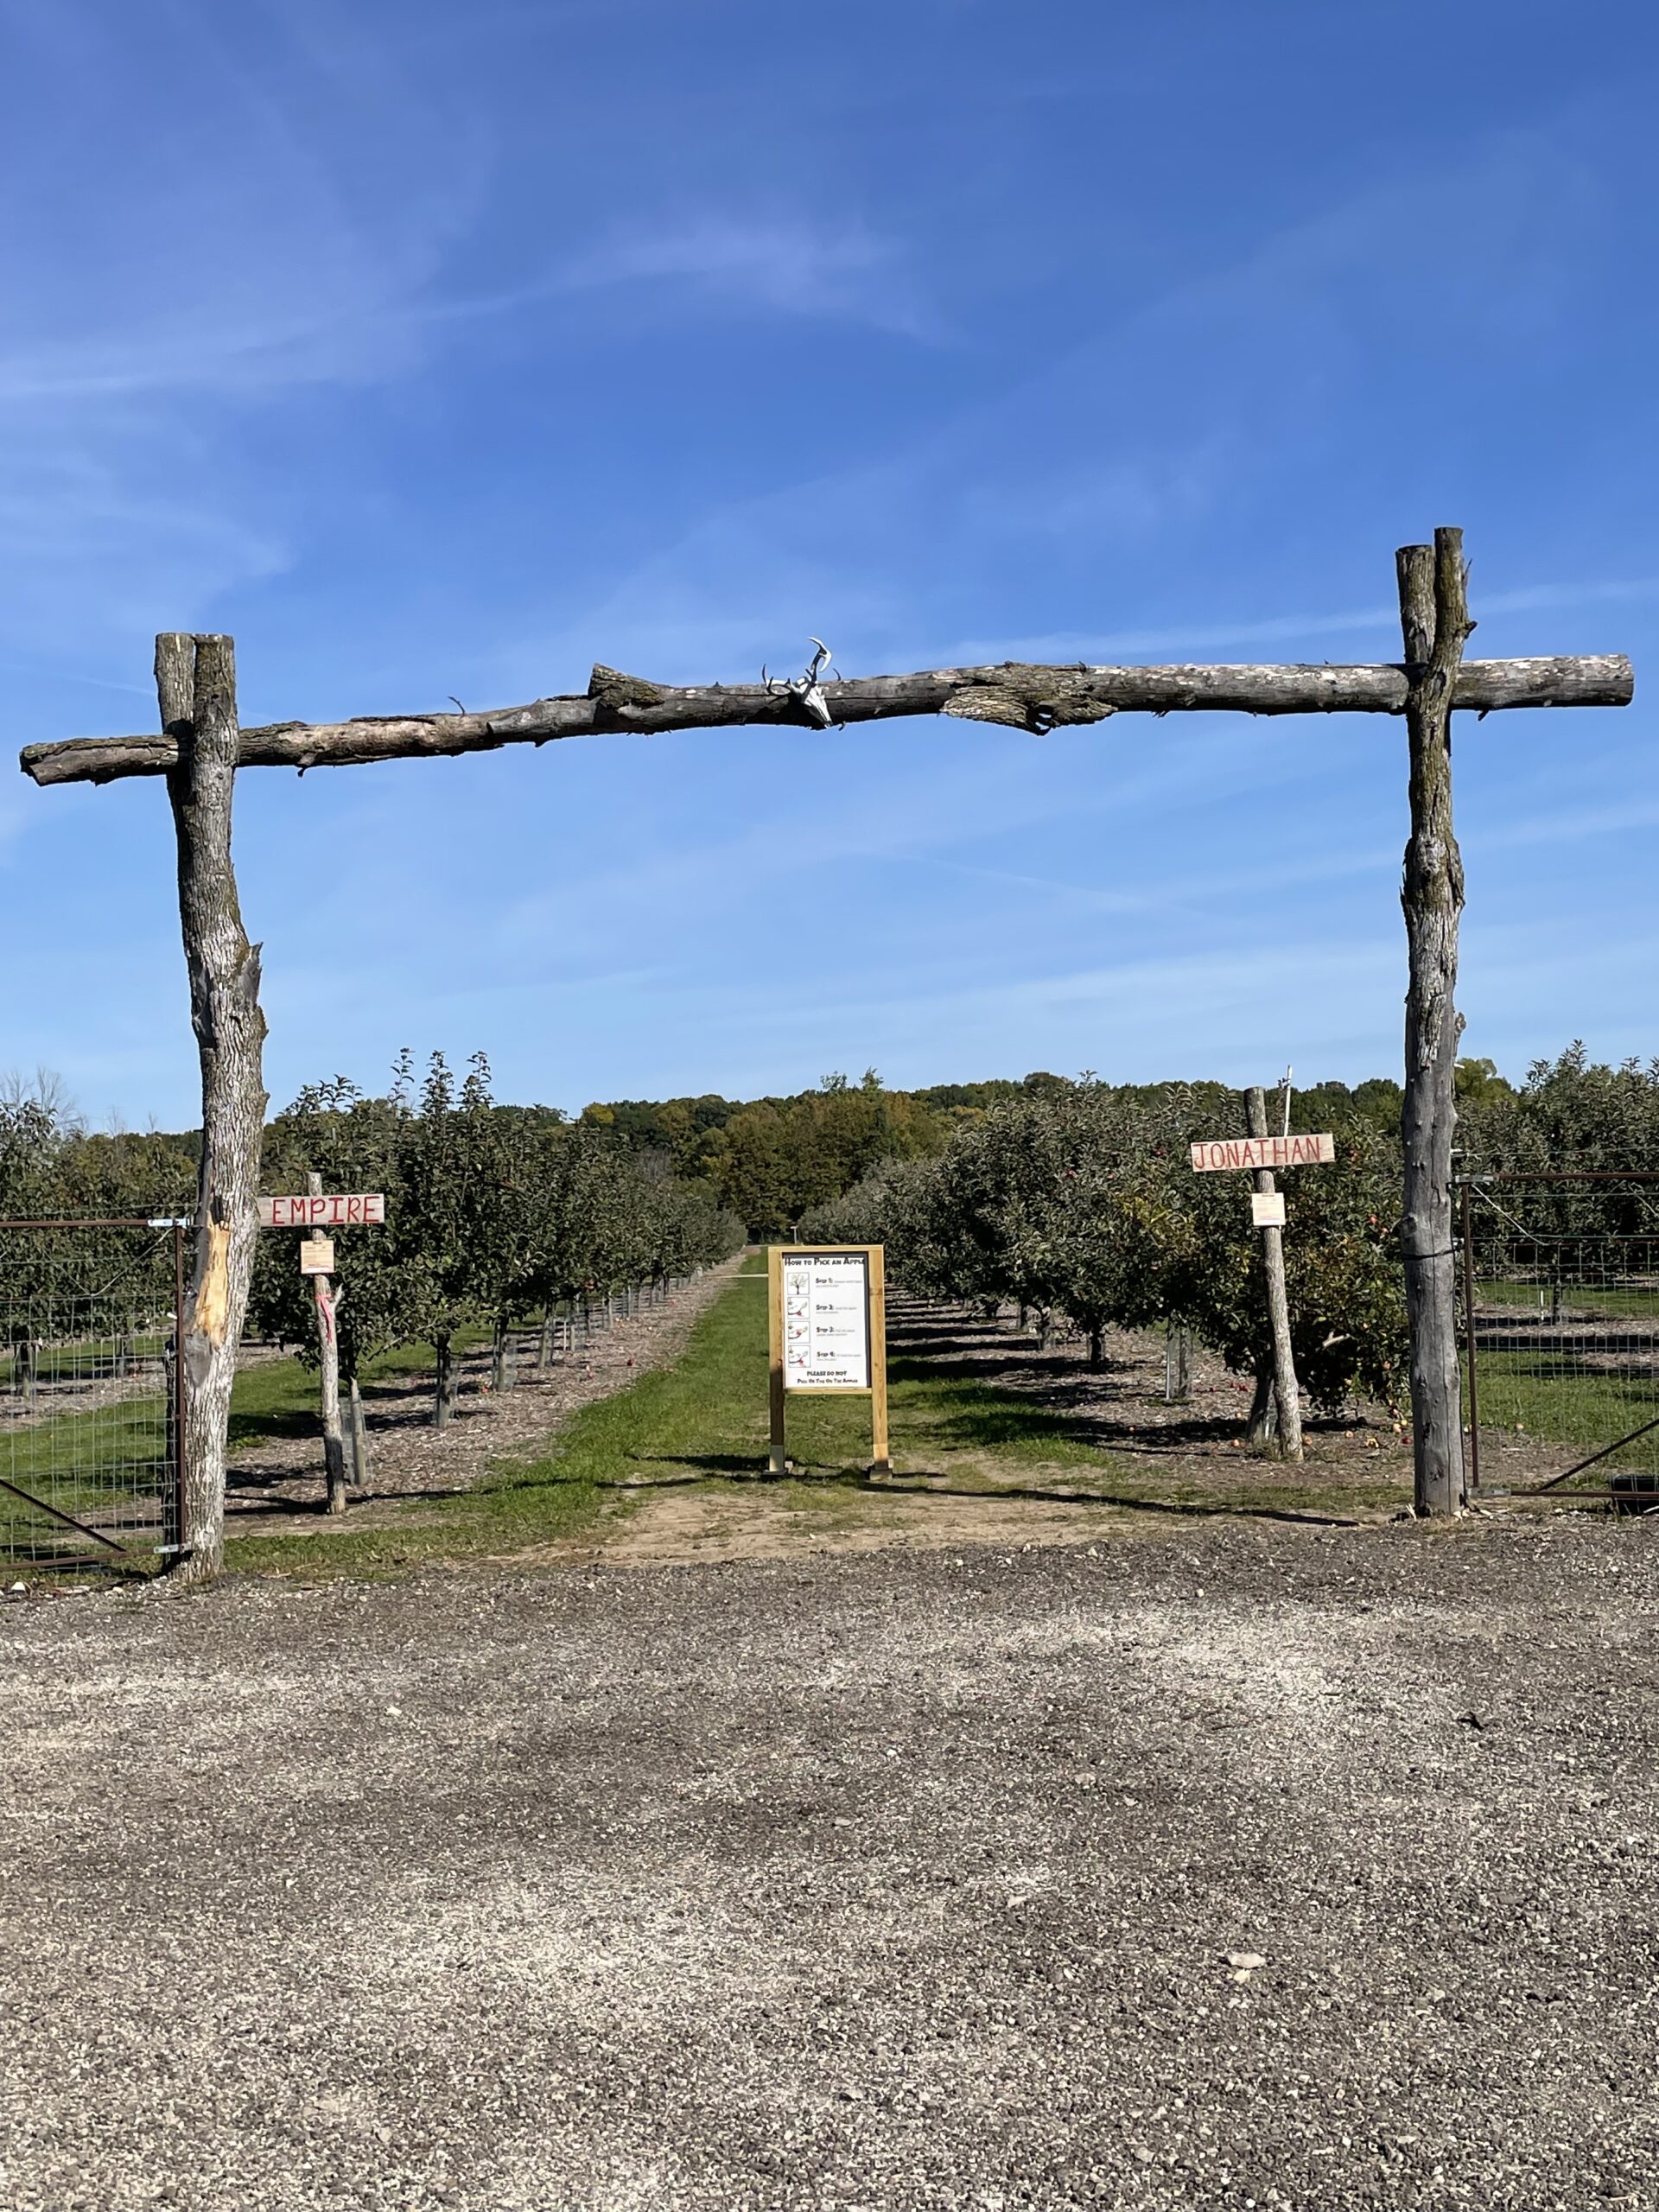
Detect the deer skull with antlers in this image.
<box><xmin>761</xmin><ymin>638</ymin><xmax>836</xmax><ymax>729</ymax></box>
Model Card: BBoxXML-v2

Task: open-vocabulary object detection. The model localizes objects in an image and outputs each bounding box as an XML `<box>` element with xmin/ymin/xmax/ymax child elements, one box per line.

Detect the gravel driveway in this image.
<box><xmin>3</xmin><ymin>1519</ymin><xmax>1656</xmax><ymax>2209</ymax></box>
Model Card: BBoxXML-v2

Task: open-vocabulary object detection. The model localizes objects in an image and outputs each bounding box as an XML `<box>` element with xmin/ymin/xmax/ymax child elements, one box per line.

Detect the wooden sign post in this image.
<box><xmin>259</xmin><ymin>1183</ymin><xmax>388</xmax><ymax>1516</ymax></box>
<box><xmin>1192</xmin><ymin>1096</ymin><xmax>1337</xmax><ymax>1461</ymax></box>
<box><xmin>767</xmin><ymin>1244</ymin><xmax>890</xmax><ymax>1478</ymax></box>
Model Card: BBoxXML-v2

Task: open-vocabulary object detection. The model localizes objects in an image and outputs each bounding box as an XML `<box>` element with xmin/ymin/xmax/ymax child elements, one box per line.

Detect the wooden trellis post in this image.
<box><xmin>156</xmin><ymin>634</ymin><xmax>267</xmax><ymax>1585</ymax></box>
<box><xmin>17</xmin><ymin>537</ymin><xmax>1632</xmax><ymax>1568</ymax></box>
<box><xmin>1397</xmin><ymin>531</ymin><xmax>1471</xmax><ymax>1516</ymax></box>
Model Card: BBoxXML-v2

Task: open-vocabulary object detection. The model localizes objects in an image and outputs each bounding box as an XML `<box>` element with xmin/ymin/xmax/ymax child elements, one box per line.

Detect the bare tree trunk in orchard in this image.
<box><xmin>349</xmin><ymin>1377</ymin><xmax>371</xmax><ymax>1491</ymax></box>
<box><xmin>492</xmin><ymin>1319</ymin><xmax>515</xmax><ymax>1394</ymax></box>
<box><xmin>1086</xmin><ymin>1325</ymin><xmax>1104</xmax><ymax>1370</ymax></box>
<box><xmin>538</xmin><ymin>1308</ymin><xmax>554</xmax><ymax>1372</ymax></box>
<box><xmin>1398</xmin><ymin>533</ymin><xmax>1472</xmax><ymax>1516</ymax></box>
<box><xmin>159</xmin><ymin>633</ymin><xmax>267</xmax><ymax>1586</ymax></box>
<box><xmin>1245</xmin><ymin>1364</ymin><xmax>1276</xmax><ymax>1449</ymax></box>
<box><xmin>434</xmin><ymin>1334</ymin><xmax>454</xmax><ymax>1429</ymax></box>
<box><xmin>1164</xmin><ymin>1321</ymin><xmax>1192</xmax><ymax>1403</ymax></box>
<box><xmin>306</xmin><ymin>1170</ymin><xmax>347</xmax><ymax>1515</ymax></box>
<box><xmin>1247</xmin><ymin>1086</ymin><xmax>1303</xmax><ymax>1461</ymax></box>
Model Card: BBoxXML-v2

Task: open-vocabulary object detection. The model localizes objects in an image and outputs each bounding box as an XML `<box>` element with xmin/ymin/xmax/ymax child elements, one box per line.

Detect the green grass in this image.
<box><xmin>225</xmin><ymin>1327</ymin><xmax>490</xmax><ymax>1450</ymax></box>
<box><xmin>0</xmin><ymin>1333</ymin><xmax>168</xmax><ymax>1390</ymax></box>
<box><xmin>1478</xmin><ymin>1277</ymin><xmax>1659</xmax><ymax>1319</ymax></box>
<box><xmin>0</xmin><ymin>1326</ymin><xmax>493</xmax><ymax>1569</ymax></box>
<box><xmin>222</xmin><ymin>1255</ymin><xmax>1404</xmax><ymax>1581</ymax></box>
<box><xmin>1465</xmin><ymin>1350</ymin><xmax>1659</xmax><ymax>1478</ymax></box>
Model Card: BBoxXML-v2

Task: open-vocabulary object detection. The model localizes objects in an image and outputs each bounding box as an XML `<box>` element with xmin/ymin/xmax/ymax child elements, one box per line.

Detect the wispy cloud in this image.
<box><xmin>937</xmin><ymin>575</ymin><xmax>1659</xmax><ymax>665</ymax></box>
<box><xmin>556</xmin><ymin>211</ymin><xmax>925</xmax><ymax>329</ymax></box>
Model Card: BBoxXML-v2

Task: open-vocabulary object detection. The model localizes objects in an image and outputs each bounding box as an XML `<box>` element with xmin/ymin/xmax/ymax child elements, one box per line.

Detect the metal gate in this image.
<box><xmin>1459</xmin><ymin>1174</ymin><xmax>1659</xmax><ymax>1504</ymax></box>
<box><xmin>0</xmin><ymin>1219</ymin><xmax>187</xmax><ymax>1567</ymax></box>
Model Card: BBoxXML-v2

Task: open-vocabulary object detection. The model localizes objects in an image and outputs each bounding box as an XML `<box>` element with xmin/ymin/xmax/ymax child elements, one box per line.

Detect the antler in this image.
<box><xmin>759</xmin><ymin>639</ymin><xmax>836</xmax><ymax>728</ymax></box>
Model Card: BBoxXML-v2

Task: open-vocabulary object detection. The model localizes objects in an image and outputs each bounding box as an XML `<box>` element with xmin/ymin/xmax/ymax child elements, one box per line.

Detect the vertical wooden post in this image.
<box><xmin>159</xmin><ymin>632</ymin><xmax>267</xmax><ymax>1584</ymax></box>
<box><xmin>1397</xmin><ymin>531</ymin><xmax>1471</xmax><ymax>1516</ymax></box>
<box><xmin>868</xmin><ymin>1243</ymin><xmax>890</xmax><ymax>1474</ymax></box>
<box><xmin>307</xmin><ymin>1170</ymin><xmax>347</xmax><ymax>1515</ymax></box>
<box><xmin>766</xmin><ymin>1245</ymin><xmax>786</xmax><ymax>1474</ymax></box>
<box><xmin>1246</xmin><ymin>1085</ymin><xmax>1303</xmax><ymax>1461</ymax></box>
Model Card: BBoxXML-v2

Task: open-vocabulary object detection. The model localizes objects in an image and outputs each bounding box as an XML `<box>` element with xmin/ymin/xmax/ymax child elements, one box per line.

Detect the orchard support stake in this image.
<box><xmin>349</xmin><ymin>1376</ymin><xmax>371</xmax><ymax>1491</ymax></box>
<box><xmin>159</xmin><ymin>632</ymin><xmax>268</xmax><ymax>1584</ymax></box>
<box><xmin>1397</xmin><ymin>533</ymin><xmax>1471</xmax><ymax>1516</ymax></box>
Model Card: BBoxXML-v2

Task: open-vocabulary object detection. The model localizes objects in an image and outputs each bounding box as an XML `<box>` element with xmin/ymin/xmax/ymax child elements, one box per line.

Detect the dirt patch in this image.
<box><xmin>223</xmin><ymin>1263</ymin><xmax>741</xmax><ymax>1537</ymax></box>
<box><xmin>599</xmin><ymin>1472</ymin><xmax>1151</xmax><ymax>1567</ymax></box>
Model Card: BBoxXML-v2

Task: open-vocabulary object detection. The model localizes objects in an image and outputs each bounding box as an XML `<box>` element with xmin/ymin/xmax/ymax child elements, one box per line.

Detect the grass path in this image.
<box><xmin>224</xmin><ymin>1254</ymin><xmax>1406</xmax><ymax>1581</ymax></box>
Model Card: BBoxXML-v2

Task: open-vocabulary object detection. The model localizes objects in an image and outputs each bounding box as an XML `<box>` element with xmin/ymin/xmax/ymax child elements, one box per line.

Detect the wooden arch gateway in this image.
<box><xmin>19</xmin><ymin>528</ymin><xmax>1634</xmax><ymax>1579</ymax></box>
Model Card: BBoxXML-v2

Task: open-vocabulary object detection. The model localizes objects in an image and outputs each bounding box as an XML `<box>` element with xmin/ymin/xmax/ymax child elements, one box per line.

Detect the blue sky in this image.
<box><xmin>3</xmin><ymin>0</ymin><xmax>1656</xmax><ymax>1126</ymax></box>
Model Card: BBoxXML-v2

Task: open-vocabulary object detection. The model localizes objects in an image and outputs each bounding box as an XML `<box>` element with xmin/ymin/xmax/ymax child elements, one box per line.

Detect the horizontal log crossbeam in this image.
<box><xmin>17</xmin><ymin>652</ymin><xmax>1634</xmax><ymax>786</ymax></box>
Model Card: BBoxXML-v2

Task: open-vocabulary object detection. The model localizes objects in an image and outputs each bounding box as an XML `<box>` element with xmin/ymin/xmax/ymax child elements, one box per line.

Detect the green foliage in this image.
<box><xmin>246</xmin><ymin>1052</ymin><xmax>745</xmax><ymax>1390</ymax></box>
<box><xmin>815</xmin><ymin>1078</ymin><xmax>1409</xmax><ymax>1414</ymax></box>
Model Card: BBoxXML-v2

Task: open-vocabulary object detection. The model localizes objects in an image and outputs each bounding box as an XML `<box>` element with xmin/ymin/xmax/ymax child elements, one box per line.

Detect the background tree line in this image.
<box><xmin>789</xmin><ymin>1048</ymin><xmax>1654</xmax><ymax>1433</ymax></box>
<box><xmin>0</xmin><ymin>1055</ymin><xmax>744</xmax><ymax>1420</ymax></box>
<box><xmin>4</xmin><ymin>1042</ymin><xmax>1654</xmax><ymax>1427</ymax></box>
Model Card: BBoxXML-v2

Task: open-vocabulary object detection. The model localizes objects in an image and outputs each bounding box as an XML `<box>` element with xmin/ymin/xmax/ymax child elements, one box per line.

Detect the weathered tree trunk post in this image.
<box><xmin>1247</xmin><ymin>1085</ymin><xmax>1303</xmax><ymax>1461</ymax></box>
<box><xmin>1397</xmin><ymin>533</ymin><xmax>1471</xmax><ymax>1516</ymax></box>
<box><xmin>306</xmin><ymin>1170</ymin><xmax>348</xmax><ymax>1515</ymax></box>
<box><xmin>159</xmin><ymin>633</ymin><xmax>267</xmax><ymax>1585</ymax></box>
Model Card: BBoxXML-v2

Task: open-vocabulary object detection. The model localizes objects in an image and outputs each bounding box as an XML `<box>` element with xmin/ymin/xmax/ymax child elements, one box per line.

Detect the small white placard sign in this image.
<box><xmin>782</xmin><ymin>1250</ymin><xmax>870</xmax><ymax>1390</ymax></box>
<box><xmin>1250</xmin><ymin>1192</ymin><xmax>1287</xmax><ymax>1230</ymax></box>
<box><xmin>300</xmin><ymin>1236</ymin><xmax>336</xmax><ymax>1276</ymax></box>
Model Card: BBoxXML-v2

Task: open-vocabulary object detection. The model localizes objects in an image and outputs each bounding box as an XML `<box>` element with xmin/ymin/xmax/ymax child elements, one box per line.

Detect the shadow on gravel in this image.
<box><xmin>864</xmin><ymin>1473</ymin><xmax>1363</xmax><ymax>1528</ymax></box>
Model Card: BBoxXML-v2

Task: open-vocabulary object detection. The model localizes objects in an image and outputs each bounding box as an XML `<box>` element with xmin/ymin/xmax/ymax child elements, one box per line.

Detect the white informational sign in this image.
<box><xmin>782</xmin><ymin>1250</ymin><xmax>871</xmax><ymax>1390</ymax></box>
<box><xmin>1250</xmin><ymin>1191</ymin><xmax>1287</xmax><ymax>1229</ymax></box>
<box><xmin>260</xmin><ymin>1192</ymin><xmax>386</xmax><ymax>1229</ymax></box>
<box><xmin>299</xmin><ymin>1236</ymin><xmax>336</xmax><ymax>1276</ymax></box>
<box><xmin>1190</xmin><ymin>1135</ymin><xmax>1335</xmax><ymax>1173</ymax></box>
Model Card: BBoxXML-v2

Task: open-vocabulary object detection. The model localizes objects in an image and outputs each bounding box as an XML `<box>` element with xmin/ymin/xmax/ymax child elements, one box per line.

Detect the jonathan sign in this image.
<box><xmin>1189</xmin><ymin>1134</ymin><xmax>1335</xmax><ymax>1173</ymax></box>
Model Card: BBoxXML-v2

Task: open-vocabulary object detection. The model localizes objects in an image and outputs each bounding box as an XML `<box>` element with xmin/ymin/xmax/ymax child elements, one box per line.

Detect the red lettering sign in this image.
<box><xmin>257</xmin><ymin>1193</ymin><xmax>388</xmax><ymax>1229</ymax></box>
<box><xmin>1190</xmin><ymin>1135</ymin><xmax>1335</xmax><ymax>1173</ymax></box>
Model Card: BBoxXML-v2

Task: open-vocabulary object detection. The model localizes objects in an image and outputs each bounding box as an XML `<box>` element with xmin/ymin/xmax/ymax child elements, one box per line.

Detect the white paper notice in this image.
<box><xmin>782</xmin><ymin>1251</ymin><xmax>870</xmax><ymax>1389</ymax></box>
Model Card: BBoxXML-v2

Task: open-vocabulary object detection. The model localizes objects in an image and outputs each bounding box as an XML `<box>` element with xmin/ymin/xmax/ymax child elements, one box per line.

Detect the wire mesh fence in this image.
<box><xmin>1461</xmin><ymin>1176</ymin><xmax>1659</xmax><ymax>1503</ymax></box>
<box><xmin>0</xmin><ymin>1220</ymin><xmax>185</xmax><ymax>1566</ymax></box>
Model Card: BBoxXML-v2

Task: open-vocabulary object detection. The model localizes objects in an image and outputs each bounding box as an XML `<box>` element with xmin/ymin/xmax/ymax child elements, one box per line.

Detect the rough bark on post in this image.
<box><xmin>160</xmin><ymin>632</ymin><xmax>267</xmax><ymax>1584</ymax></box>
<box><xmin>1398</xmin><ymin>532</ymin><xmax>1471</xmax><ymax>1516</ymax></box>
<box><xmin>1247</xmin><ymin>1085</ymin><xmax>1303</xmax><ymax>1461</ymax></box>
<box><xmin>307</xmin><ymin>1170</ymin><xmax>347</xmax><ymax>1515</ymax></box>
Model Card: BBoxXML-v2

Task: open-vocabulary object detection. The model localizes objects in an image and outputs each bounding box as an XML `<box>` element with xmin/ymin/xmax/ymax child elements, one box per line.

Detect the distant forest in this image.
<box><xmin>578</xmin><ymin>1066</ymin><xmax>1420</xmax><ymax>1236</ymax></box>
<box><xmin>10</xmin><ymin>1047</ymin><xmax>1656</xmax><ymax>1243</ymax></box>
